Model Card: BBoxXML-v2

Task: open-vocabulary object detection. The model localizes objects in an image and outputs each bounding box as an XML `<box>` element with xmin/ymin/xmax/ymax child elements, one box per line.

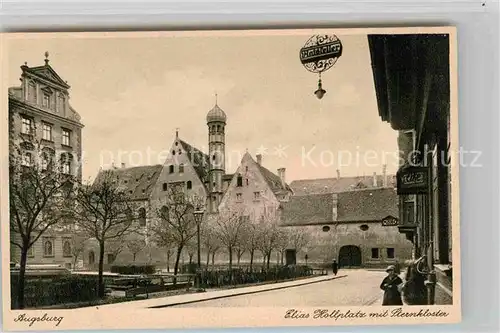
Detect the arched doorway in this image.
<box><xmin>338</xmin><ymin>245</ymin><xmax>362</xmax><ymax>267</ymax></box>
<box><xmin>88</xmin><ymin>251</ymin><xmax>95</xmax><ymax>265</ymax></box>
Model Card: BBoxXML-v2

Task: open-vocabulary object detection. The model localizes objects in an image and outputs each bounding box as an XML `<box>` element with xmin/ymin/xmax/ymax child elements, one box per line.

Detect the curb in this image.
<box><xmin>149</xmin><ymin>275</ymin><xmax>348</xmax><ymax>308</ymax></box>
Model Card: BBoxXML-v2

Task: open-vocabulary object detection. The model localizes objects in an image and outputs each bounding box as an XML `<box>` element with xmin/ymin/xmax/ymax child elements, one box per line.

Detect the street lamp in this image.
<box><xmin>193</xmin><ymin>207</ymin><xmax>205</xmax><ymax>292</ymax></box>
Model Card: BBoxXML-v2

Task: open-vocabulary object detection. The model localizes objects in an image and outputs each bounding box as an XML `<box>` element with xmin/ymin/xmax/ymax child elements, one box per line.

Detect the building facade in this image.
<box><xmin>368</xmin><ymin>34</ymin><xmax>453</xmax><ymax>304</ymax></box>
<box><xmin>280</xmin><ymin>184</ymin><xmax>413</xmax><ymax>268</ymax></box>
<box><xmin>9</xmin><ymin>53</ymin><xmax>84</xmax><ymax>269</ymax></box>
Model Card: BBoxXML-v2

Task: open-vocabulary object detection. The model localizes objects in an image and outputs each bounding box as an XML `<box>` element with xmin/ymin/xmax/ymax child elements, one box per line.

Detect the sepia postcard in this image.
<box><xmin>1</xmin><ymin>27</ymin><xmax>461</xmax><ymax>330</ymax></box>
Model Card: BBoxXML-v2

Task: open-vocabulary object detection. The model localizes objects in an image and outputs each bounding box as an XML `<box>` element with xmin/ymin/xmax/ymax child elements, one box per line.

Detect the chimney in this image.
<box><xmin>121</xmin><ymin>162</ymin><xmax>126</xmax><ymax>168</ymax></box>
<box><xmin>382</xmin><ymin>164</ymin><xmax>388</xmax><ymax>187</ymax></box>
<box><xmin>373</xmin><ymin>172</ymin><xmax>378</xmax><ymax>187</ymax></box>
<box><xmin>336</xmin><ymin>169</ymin><xmax>340</xmax><ymax>180</ymax></box>
<box><xmin>256</xmin><ymin>154</ymin><xmax>262</xmax><ymax>165</ymax></box>
<box><xmin>331</xmin><ymin>193</ymin><xmax>338</xmax><ymax>221</ymax></box>
<box><xmin>277</xmin><ymin>168</ymin><xmax>286</xmax><ymax>186</ymax></box>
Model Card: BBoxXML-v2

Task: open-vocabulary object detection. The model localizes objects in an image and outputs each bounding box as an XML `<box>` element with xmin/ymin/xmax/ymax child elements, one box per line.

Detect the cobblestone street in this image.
<box><xmin>173</xmin><ymin>269</ymin><xmax>387</xmax><ymax>307</ymax></box>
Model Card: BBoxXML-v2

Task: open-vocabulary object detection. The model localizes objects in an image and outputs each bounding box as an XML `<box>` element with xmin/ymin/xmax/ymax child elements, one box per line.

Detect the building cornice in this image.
<box><xmin>9</xmin><ymin>96</ymin><xmax>84</xmax><ymax>129</ymax></box>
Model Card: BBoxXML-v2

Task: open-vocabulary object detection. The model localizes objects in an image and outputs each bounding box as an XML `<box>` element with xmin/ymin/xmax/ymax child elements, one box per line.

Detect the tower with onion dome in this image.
<box><xmin>206</xmin><ymin>95</ymin><xmax>227</xmax><ymax>212</ymax></box>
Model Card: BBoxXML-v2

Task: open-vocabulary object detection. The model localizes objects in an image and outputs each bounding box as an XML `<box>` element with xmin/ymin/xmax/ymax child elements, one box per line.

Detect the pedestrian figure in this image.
<box><xmin>331</xmin><ymin>259</ymin><xmax>338</xmax><ymax>276</ymax></box>
<box><xmin>380</xmin><ymin>265</ymin><xmax>404</xmax><ymax>306</ymax></box>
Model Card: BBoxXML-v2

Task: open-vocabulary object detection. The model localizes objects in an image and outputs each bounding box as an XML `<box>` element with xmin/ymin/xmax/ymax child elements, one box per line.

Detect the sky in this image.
<box><xmin>6</xmin><ymin>31</ymin><xmax>399</xmax><ymax>183</ymax></box>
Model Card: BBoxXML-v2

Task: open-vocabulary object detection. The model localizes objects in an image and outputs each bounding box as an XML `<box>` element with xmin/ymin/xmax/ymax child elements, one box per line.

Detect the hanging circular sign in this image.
<box><xmin>299</xmin><ymin>34</ymin><xmax>343</xmax><ymax>74</ymax></box>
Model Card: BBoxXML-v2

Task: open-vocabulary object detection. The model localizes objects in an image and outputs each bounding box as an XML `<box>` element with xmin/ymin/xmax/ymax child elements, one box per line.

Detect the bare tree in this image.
<box><xmin>107</xmin><ymin>239</ymin><xmax>125</xmax><ymax>265</ymax></box>
<box><xmin>9</xmin><ymin>134</ymin><xmax>76</xmax><ymax>309</ymax></box>
<box><xmin>214</xmin><ymin>209</ymin><xmax>245</xmax><ymax>279</ymax></box>
<box><xmin>150</xmin><ymin>187</ymin><xmax>202</xmax><ymax>279</ymax></box>
<box><xmin>275</xmin><ymin>229</ymin><xmax>291</xmax><ymax>265</ymax></box>
<box><xmin>71</xmin><ymin>232</ymin><xmax>88</xmax><ymax>269</ymax></box>
<box><xmin>126</xmin><ymin>238</ymin><xmax>147</xmax><ymax>262</ymax></box>
<box><xmin>200</xmin><ymin>218</ymin><xmax>221</xmax><ymax>268</ymax></box>
<box><xmin>289</xmin><ymin>228</ymin><xmax>311</xmax><ymax>257</ymax></box>
<box><xmin>73</xmin><ymin>170</ymin><xmax>139</xmax><ymax>297</ymax></box>
<box><xmin>243</xmin><ymin>221</ymin><xmax>260</xmax><ymax>272</ymax></box>
<box><xmin>257</xmin><ymin>212</ymin><xmax>281</xmax><ymax>270</ymax></box>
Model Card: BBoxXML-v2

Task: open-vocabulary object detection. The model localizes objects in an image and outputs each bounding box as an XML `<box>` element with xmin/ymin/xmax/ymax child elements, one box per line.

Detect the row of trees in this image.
<box><xmin>9</xmin><ymin>136</ymin><xmax>310</xmax><ymax>308</ymax></box>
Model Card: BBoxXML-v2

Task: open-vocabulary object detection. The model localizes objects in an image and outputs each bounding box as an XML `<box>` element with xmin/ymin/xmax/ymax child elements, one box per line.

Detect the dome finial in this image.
<box><xmin>175</xmin><ymin>127</ymin><xmax>179</xmax><ymax>138</ymax></box>
<box><xmin>215</xmin><ymin>91</ymin><xmax>218</xmax><ymax>105</ymax></box>
<box><xmin>44</xmin><ymin>51</ymin><xmax>49</xmax><ymax>65</ymax></box>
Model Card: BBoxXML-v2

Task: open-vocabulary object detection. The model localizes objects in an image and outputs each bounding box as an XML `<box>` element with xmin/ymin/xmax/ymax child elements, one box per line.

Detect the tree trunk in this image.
<box><xmin>228</xmin><ymin>246</ymin><xmax>233</xmax><ymax>283</ymax></box>
<box><xmin>211</xmin><ymin>252</ymin><xmax>215</xmax><ymax>267</ymax></box>
<box><xmin>173</xmin><ymin>246</ymin><xmax>183</xmax><ymax>285</ymax></box>
<box><xmin>166</xmin><ymin>249</ymin><xmax>171</xmax><ymax>272</ymax></box>
<box><xmin>98</xmin><ymin>241</ymin><xmax>105</xmax><ymax>298</ymax></box>
<box><xmin>281</xmin><ymin>251</ymin><xmax>284</xmax><ymax>265</ymax></box>
<box><xmin>237</xmin><ymin>251</ymin><xmax>241</xmax><ymax>267</ymax></box>
<box><xmin>189</xmin><ymin>254</ymin><xmax>193</xmax><ymax>265</ymax></box>
<box><xmin>133</xmin><ymin>253</ymin><xmax>137</xmax><ymax>262</ymax></box>
<box><xmin>249</xmin><ymin>249</ymin><xmax>254</xmax><ymax>272</ymax></box>
<box><xmin>266</xmin><ymin>251</ymin><xmax>271</xmax><ymax>270</ymax></box>
<box><xmin>16</xmin><ymin>245</ymin><xmax>29</xmax><ymax>309</ymax></box>
<box><xmin>206</xmin><ymin>250</ymin><xmax>210</xmax><ymax>267</ymax></box>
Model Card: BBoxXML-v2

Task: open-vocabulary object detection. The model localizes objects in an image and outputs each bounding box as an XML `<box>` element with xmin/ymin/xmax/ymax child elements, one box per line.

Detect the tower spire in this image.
<box><xmin>215</xmin><ymin>92</ymin><xmax>218</xmax><ymax>105</ymax></box>
<box><xmin>175</xmin><ymin>127</ymin><xmax>179</xmax><ymax>138</ymax></box>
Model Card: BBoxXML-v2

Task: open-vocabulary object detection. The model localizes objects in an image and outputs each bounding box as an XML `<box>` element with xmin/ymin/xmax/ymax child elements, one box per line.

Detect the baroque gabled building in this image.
<box><xmin>9</xmin><ymin>53</ymin><xmax>84</xmax><ymax>269</ymax></box>
<box><xmin>219</xmin><ymin>152</ymin><xmax>292</xmax><ymax>223</ymax></box>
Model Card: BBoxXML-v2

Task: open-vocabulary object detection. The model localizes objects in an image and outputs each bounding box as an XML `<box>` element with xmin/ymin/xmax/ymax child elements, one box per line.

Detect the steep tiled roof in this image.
<box><xmin>93</xmin><ymin>165</ymin><xmax>162</xmax><ymax>201</ymax></box>
<box><xmin>280</xmin><ymin>188</ymin><xmax>398</xmax><ymax>226</ymax></box>
<box><xmin>178</xmin><ymin>140</ymin><xmax>210</xmax><ymax>184</ymax></box>
<box><xmin>290</xmin><ymin>175</ymin><xmax>396</xmax><ymax>195</ymax></box>
<box><xmin>258</xmin><ymin>164</ymin><xmax>292</xmax><ymax>194</ymax></box>
<box><xmin>281</xmin><ymin>193</ymin><xmax>334</xmax><ymax>225</ymax></box>
<box><xmin>337</xmin><ymin>188</ymin><xmax>398</xmax><ymax>222</ymax></box>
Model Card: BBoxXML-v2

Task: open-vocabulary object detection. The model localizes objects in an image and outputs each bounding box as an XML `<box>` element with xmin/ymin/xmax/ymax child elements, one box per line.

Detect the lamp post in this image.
<box><xmin>193</xmin><ymin>207</ymin><xmax>205</xmax><ymax>292</ymax></box>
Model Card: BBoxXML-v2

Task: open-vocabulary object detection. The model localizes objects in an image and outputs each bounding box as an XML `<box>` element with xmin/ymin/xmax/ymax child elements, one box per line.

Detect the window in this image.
<box><xmin>42</xmin><ymin>92</ymin><xmax>50</xmax><ymax>108</ymax></box>
<box><xmin>179</xmin><ymin>164</ymin><xmax>184</xmax><ymax>173</ymax></box>
<box><xmin>237</xmin><ymin>175</ymin><xmax>243</xmax><ymax>187</ymax></box>
<box><xmin>28</xmin><ymin>82</ymin><xmax>36</xmax><ymax>103</ymax></box>
<box><xmin>246</xmin><ymin>179</ymin><xmax>249</xmax><ymax>186</ymax></box>
<box><xmin>386</xmin><ymin>248</ymin><xmax>395</xmax><ymax>259</ymax></box>
<box><xmin>57</xmin><ymin>94</ymin><xmax>65</xmax><ymax>113</ymax></box>
<box><xmin>42</xmin><ymin>122</ymin><xmax>52</xmax><ymax>141</ymax></box>
<box><xmin>27</xmin><ymin>238</ymin><xmax>35</xmax><ymax>257</ymax></box>
<box><xmin>22</xmin><ymin>152</ymin><xmax>32</xmax><ymax>167</ymax></box>
<box><xmin>322</xmin><ymin>226</ymin><xmax>330</xmax><ymax>232</ymax></box>
<box><xmin>88</xmin><ymin>251</ymin><xmax>95</xmax><ymax>265</ymax></box>
<box><xmin>61</xmin><ymin>154</ymin><xmax>71</xmax><ymax>174</ymax></box>
<box><xmin>371</xmin><ymin>248</ymin><xmax>379</xmax><ymax>259</ymax></box>
<box><xmin>254</xmin><ymin>191</ymin><xmax>260</xmax><ymax>200</ymax></box>
<box><xmin>160</xmin><ymin>206</ymin><xmax>169</xmax><ymax>218</ymax></box>
<box><xmin>172</xmin><ymin>150</ymin><xmax>176</xmax><ymax>155</ymax></box>
<box><xmin>43</xmin><ymin>238</ymin><xmax>54</xmax><ymax>257</ymax></box>
<box><xmin>21</xmin><ymin>116</ymin><xmax>33</xmax><ymax>135</ymax></box>
<box><xmin>359</xmin><ymin>224</ymin><xmax>369</xmax><ymax>231</ymax></box>
<box><xmin>107</xmin><ymin>254</ymin><xmax>116</xmax><ymax>264</ymax></box>
<box><xmin>236</xmin><ymin>193</ymin><xmax>242</xmax><ymax>201</ymax></box>
<box><xmin>169</xmin><ymin>165</ymin><xmax>174</xmax><ymax>174</ymax></box>
<box><xmin>138</xmin><ymin>208</ymin><xmax>146</xmax><ymax>227</ymax></box>
<box><xmin>187</xmin><ymin>181</ymin><xmax>192</xmax><ymax>190</ymax></box>
<box><xmin>162</xmin><ymin>183</ymin><xmax>168</xmax><ymax>191</ymax></box>
<box><xmin>63</xmin><ymin>240</ymin><xmax>72</xmax><ymax>257</ymax></box>
<box><xmin>62</xmin><ymin>129</ymin><xmax>71</xmax><ymax>146</ymax></box>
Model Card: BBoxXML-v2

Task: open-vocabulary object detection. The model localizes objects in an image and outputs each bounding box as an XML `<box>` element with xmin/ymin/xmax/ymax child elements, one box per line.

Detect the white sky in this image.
<box><xmin>6</xmin><ymin>32</ymin><xmax>399</xmax><ymax>182</ymax></box>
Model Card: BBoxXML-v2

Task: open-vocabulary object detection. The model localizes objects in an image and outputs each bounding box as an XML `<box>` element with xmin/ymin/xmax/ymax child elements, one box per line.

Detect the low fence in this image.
<box><xmin>200</xmin><ymin>265</ymin><xmax>314</xmax><ymax>288</ymax></box>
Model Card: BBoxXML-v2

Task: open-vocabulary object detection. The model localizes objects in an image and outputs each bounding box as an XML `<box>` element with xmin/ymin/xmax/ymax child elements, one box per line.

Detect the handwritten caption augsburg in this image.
<box><xmin>14</xmin><ymin>313</ymin><xmax>64</xmax><ymax>327</ymax></box>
